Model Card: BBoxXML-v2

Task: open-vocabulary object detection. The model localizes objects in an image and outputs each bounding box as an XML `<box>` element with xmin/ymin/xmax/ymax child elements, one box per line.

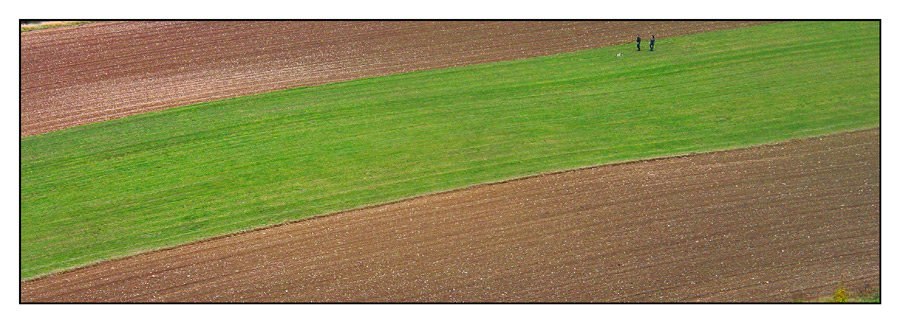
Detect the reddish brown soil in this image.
<box><xmin>20</xmin><ymin>129</ymin><xmax>880</xmax><ymax>303</ymax></box>
<box><xmin>20</xmin><ymin>21</ymin><xmax>771</xmax><ymax>137</ymax></box>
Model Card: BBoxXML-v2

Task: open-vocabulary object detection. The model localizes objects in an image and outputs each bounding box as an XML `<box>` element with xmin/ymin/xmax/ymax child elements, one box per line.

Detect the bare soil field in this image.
<box><xmin>20</xmin><ymin>129</ymin><xmax>879</xmax><ymax>303</ymax></box>
<box><xmin>20</xmin><ymin>21</ymin><xmax>771</xmax><ymax>137</ymax></box>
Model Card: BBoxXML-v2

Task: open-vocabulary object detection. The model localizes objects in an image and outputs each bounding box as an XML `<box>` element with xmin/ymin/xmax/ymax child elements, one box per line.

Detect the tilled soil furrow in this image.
<box><xmin>21</xmin><ymin>21</ymin><xmax>772</xmax><ymax>137</ymax></box>
<box><xmin>20</xmin><ymin>129</ymin><xmax>879</xmax><ymax>302</ymax></box>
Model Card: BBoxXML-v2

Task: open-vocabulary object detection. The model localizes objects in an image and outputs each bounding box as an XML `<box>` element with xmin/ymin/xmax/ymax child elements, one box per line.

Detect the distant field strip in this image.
<box><xmin>21</xmin><ymin>21</ymin><xmax>879</xmax><ymax>279</ymax></box>
<box><xmin>21</xmin><ymin>21</ymin><xmax>767</xmax><ymax>137</ymax></box>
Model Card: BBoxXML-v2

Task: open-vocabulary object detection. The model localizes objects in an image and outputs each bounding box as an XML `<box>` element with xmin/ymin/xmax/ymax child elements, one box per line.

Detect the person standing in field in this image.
<box><xmin>650</xmin><ymin>35</ymin><xmax>655</xmax><ymax>51</ymax></box>
<box><xmin>636</xmin><ymin>35</ymin><xmax>642</xmax><ymax>51</ymax></box>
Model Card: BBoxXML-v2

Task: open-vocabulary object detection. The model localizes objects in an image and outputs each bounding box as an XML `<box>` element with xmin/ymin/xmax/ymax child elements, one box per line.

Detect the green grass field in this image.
<box><xmin>20</xmin><ymin>21</ymin><xmax>879</xmax><ymax>279</ymax></box>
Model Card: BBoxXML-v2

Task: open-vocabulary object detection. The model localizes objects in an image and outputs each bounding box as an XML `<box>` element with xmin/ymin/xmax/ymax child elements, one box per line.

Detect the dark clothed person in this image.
<box><xmin>650</xmin><ymin>36</ymin><xmax>655</xmax><ymax>51</ymax></box>
<box><xmin>636</xmin><ymin>36</ymin><xmax>641</xmax><ymax>51</ymax></box>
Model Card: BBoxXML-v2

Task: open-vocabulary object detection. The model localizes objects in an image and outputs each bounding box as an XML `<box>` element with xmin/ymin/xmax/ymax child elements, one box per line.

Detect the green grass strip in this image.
<box><xmin>21</xmin><ymin>21</ymin><xmax>879</xmax><ymax>279</ymax></box>
<box><xmin>20</xmin><ymin>21</ymin><xmax>95</xmax><ymax>32</ymax></box>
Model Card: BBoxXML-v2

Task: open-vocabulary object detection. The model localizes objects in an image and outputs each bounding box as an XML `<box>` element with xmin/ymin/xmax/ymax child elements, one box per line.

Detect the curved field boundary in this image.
<box><xmin>20</xmin><ymin>129</ymin><xmax>880</xmax><ymax>303</ymax></box>
<box><xmin>20</xmin><ymin>21</ymin><xmax>880</xmax><ymax>280</ymax></box>
<box><xmin>20</xmin><ymin>21</ymin><xmax>771</xmax><ymax>137</ymax></box>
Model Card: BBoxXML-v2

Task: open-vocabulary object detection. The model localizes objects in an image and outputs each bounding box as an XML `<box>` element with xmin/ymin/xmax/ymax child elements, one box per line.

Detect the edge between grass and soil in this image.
<box><xmin>799</xmin><ymin>286</ymin><xmax>880</xmax><ymax>303</ymax></box>
<box><xmin>20</xmin><ymin>21</ymin><xmax>95</xmax><ymax>32</ymax></box>
<box><xmin>20</xmin><ymin>21</ymin><xmax>880</xmax><ymax>280</ymax></box>
<box><xmin>20</xmin><ymin>126</ymin><xmax>880</xmax><ymax>284</ymax></box>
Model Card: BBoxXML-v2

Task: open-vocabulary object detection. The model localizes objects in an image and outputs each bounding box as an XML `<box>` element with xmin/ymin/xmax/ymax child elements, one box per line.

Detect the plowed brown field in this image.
<box><xmin>20</xmin><ymin>129</ymin><xmax>880</xmax><ymax>303</ymax></box>
<box><xmin>20</xmin><ymin>21</ymin><xmax>771</xmax><ymax>137</ymax></box>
